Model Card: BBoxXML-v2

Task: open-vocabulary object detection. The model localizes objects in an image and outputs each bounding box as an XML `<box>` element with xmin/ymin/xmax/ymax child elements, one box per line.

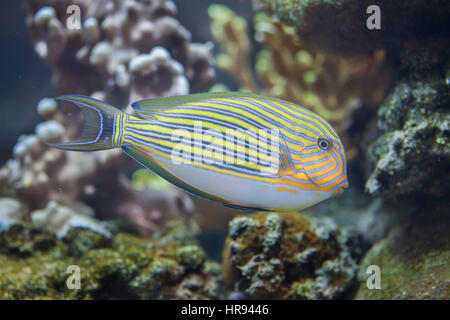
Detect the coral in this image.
<box><xmin>365</xmin><ymin>79</ymin><xmax>450</xmax><ymax>198</ymax></box>
<box><xmin>0</xmin><ymin>0</ymin><xmax>216</xmax><ymax>234</ymax></box>
<box><xmin>0</xmin><ymin>197</ymin><xmax>29</xmax><ymax>228</ymax></box>
<box><xmin>0</xmin><ymin>218</ymin><xmax>222</xmax><ymax>299</ymax></box>
<box><xmin>128</xmin><ymin>46</ymin><xmax>189</xmax><ymax>102</ymax></box>
<box><xmin>208</xmin><ymin>5</ymin><xmax>258</xmax><ymax>93</ymax></box>
<box><xmin>355</xmin><ymin>207</ymin><xmax>450</xmax><ymax>299</ymax></box>
<box><xmin>25</xmin><ymin>0</ymin><xmax>215</xmax><ymax>96</ymax></box>
<box><xmin>209</xmin><ymin>5</ymin><xmax>391</xmax><ymax>159</ymax></box>
<box><xmin>131</xmin><ymin>168</ymin><xmax>172</xmax><ymax>191</ymax></box>
<box><xmin>0</xmin><ymin>221</ymin><xmax>56</xmax><ymax>258</ymax></box>
<box><xmin>223</xmin><ymin>212</ymin><xmax>360</xmax><ymax>299</ymax></box>
<box><xmin>31</xmin><ymin>201</ymin><xmax>112</xmax><ymax>239</ymax></box>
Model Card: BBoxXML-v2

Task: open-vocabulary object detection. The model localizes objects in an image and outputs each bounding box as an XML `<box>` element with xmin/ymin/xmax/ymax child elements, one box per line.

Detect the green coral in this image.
<box><xmin>65</xmin><ymin>227</ymin><xmax>111</xmax><ymax>257</ymax></box>
<box><xmin>131</xmin><ymin>169</ymin><xmax>172</xmax><ymax>191</ymax></box>
<box><xmin>0</xmin><ymin>222</ymin><xmax>56</xmax><ymax>257</ymax></box>
<box><xmin>0</xmin><ymin>221</ymin><xmax>222</xmax><ymax>300</ymax></box>
<box><xmin>223</xmin><ymin>212</ymin><xmax>359</xmax><ymax>299</ymax></box>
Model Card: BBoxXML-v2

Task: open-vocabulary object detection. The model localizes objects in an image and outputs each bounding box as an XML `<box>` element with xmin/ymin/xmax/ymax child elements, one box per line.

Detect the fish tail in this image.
<box><xmin>49</xmin><ymin>95</ymin><xmax>125</xmax><ymax>151</ymax></box>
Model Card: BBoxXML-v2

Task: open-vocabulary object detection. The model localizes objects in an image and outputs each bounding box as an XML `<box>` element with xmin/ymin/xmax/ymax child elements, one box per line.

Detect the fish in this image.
<box><xmin>49</xmin><ymin>92</ymin><xmax>349</xmax><ymax>211</ymax></box>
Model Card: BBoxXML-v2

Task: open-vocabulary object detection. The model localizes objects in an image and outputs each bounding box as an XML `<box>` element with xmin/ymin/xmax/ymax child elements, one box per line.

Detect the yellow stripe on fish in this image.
<box><xmin>49</xmin><ymin>92</ymin><xmax>349</xmax><ymax>211</ymax></box>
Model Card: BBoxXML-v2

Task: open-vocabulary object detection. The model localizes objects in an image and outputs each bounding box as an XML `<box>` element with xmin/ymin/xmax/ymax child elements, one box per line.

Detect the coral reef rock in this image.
<box><xmin>356</xmin><ymin>208</ymin><xmax>450</xmax><ymax>299</ymax></box>
<box><xmin>223</xmin><ymin>212</ymin><xmax>361</xmax><ymax>299</ymax></box>
<box><xmin>0</xmin><ymin>219</ymin><xmax>222</xmax><ymax>299</ymax></box>
<box><xmin>366</xmin><ymin>80</ymin><xmax>450</xmax><ymax>198</ymax></box>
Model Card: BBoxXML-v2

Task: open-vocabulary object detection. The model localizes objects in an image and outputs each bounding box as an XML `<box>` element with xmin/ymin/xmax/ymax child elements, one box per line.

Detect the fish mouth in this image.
<box><xmin>342</xmin><ymin>180</ymin><xmax>349</xmax><ymax>189</ymax></box>
<box><xmin>336</xmin><ymin>179</ymin><xmax>350</xmax><ymax>194</ymax></box>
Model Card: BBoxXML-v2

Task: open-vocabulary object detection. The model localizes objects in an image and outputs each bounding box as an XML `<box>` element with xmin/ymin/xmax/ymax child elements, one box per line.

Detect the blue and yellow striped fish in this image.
<box><xmin>50</xmin><ymin>92</ymin><xmax>348</xmax><ymax>211</ymax></box>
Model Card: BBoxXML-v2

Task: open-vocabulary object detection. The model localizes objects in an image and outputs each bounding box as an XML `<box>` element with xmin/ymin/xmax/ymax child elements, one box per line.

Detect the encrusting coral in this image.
<box><xmin>208</xmin><ymin>4</ymin><xmax>391</xmax><ymax>159</ymax></box>
<box><xmin>0</xmin><ymin>0</ymin><xmax>215</xmax><ymax>235</ymax></box>
<box><xmin>223</xmin><ymin>212</ymin><xmax>362</xmax><ymax>299</ymax></box>
<box><xmin>365</xmin><ymin>80</ymin><xmax>450</xmax><ymax>199</ymax></box>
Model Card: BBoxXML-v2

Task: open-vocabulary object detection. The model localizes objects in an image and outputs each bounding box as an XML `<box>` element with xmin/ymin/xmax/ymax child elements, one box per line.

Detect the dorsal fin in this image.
<box><xmin>132</xmin><ymin>92</ymin><xmax>267</xmax><ymax>119</ymax></box>
<box><xmin>132</xmin><ymin>92</ymin><xmax>263</xmax><ymax>108</ymax></box>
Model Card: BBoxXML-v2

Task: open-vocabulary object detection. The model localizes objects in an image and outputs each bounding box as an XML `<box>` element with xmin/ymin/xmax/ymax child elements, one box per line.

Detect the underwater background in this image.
<box><xmin>0</xmin><ymin>0</ymin><xmax>448</xmax><ymax>299</ymax></box>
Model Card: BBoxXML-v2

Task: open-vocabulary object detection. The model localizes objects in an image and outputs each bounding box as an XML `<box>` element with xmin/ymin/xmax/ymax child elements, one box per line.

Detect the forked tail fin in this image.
<box><xmin>49</xmin><ymin>95</ymin><xmax>124</xmax><ymax>151</ymax></box>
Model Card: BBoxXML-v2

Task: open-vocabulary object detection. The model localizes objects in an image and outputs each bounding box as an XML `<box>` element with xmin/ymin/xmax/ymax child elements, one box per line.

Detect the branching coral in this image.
<box><xmin>208</xmin><ymin>5</ymin><xmax>391</xmax><ymax>159</ymax></box>
<box><xmin>25</xmin><ymin>0</ymin><xmax>215</xmax><ymax>98</ymax></box>
<box><xmin>208</xmin><ymin>5</ymin><xmax>257</xmax><ymax>93</ymax></box>
<box><xmin>0</xmin><ymin>0</ymin><xmax>216</xmax><ymax>235</ymax></box>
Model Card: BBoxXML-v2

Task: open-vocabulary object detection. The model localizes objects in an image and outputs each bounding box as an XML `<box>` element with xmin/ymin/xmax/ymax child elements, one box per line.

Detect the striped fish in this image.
<box><xmin>50</xmin><ymin>92</ymin><xmax>348</xmax><ymax>211</ymax></box>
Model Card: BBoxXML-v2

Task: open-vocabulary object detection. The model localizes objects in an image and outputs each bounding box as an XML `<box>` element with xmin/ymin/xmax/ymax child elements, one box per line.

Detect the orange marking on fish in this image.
<box><xmin>276</xmin><ymin>187</ymin><xmax>299</xmax><ymax>194</ymax></box>
<box><xmin>307</xmin><ymin>149</ymin><xmax>344</xmax><ymax>185</ymax></box>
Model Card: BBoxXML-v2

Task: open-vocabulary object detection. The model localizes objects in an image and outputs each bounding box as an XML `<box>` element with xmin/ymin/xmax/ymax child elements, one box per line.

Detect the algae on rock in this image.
<box><xmin>356</xmin><ymin>208</ymin><xmax>450</xmax><ymax>299</ymax></box>
<box><xmin>0</xmin><ymin>220</ymin><xmax>222</xmax><ymax>299</ymax></box>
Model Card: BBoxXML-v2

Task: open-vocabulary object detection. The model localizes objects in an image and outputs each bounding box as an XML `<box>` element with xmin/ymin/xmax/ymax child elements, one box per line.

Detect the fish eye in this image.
<box><xmin>318</xmin><ymin>136</ymin><xmax>332</xmax><ymax>150</ymax></box>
